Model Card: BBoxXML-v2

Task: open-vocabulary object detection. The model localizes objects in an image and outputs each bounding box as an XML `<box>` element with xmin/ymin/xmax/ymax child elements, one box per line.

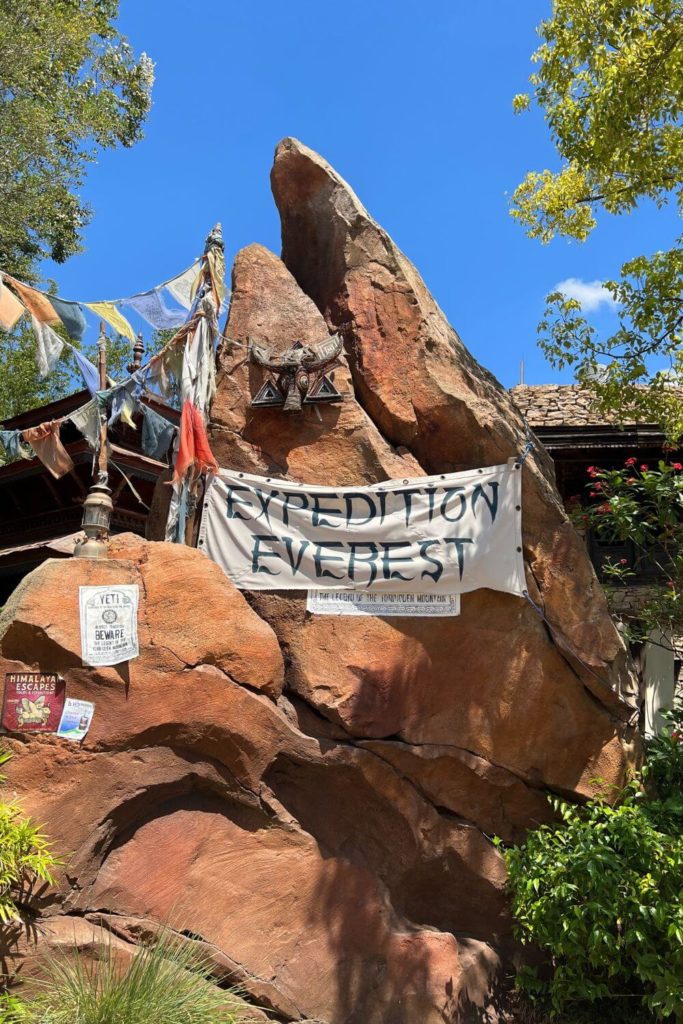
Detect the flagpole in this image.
<box><xmin>74</xmin><ymin>322</ymin><xmax>113</xmax><ymax>559</ymax></box>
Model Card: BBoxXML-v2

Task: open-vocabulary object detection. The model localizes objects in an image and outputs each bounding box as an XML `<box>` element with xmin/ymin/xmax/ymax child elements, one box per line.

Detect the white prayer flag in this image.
<box><xmin>31</xmin><ymin>316</ymin><xmax>64</xmax><ymax>378</ymax></box>
<box><xmin>122</xmin><ymin>288</ymin><xmax>187</xmax><ymax>330</ymax></box>
<box><xmin>165</xmin><ymin>261</ymin><xmax>202</xmax><ymax>310</ymax></box>
<box><xmin>199</xmin><ymin>460</ymin><xmax>527</xmax><ymax>597</ymax></box>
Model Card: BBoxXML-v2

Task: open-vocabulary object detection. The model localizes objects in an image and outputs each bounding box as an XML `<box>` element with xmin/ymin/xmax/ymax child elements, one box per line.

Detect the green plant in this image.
<box><xmin>0</xmin><ymin>994</ymin><xmax>31</xmax><ymax>1022</ymax></box>
<box><xmin>500</xmin><ymin>750</ymin><xmax>683</xmax><ymax>1021</ymax></box>
<box><xmin>0</xmin><ymin>749</ymin><xmax>58</xmax><ymax>923</ymax></box>
<box><xmin>645</xmin><ymin>700</ymin><xmax>683</xmax><ymax>804</ymax></box>
<box><xmin>569</xmin><ymin>458</ymin><xmax>683</xmax><ymax>644</ymax></box>
<box><xmin>25</xmin><ymin>932</ymin><xmax>247</xmax><ymax>1024</ymax></box>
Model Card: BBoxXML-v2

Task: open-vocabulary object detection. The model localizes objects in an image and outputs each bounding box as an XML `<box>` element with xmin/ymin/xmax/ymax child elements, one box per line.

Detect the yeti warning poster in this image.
<box><xmin>1</xmin><ymin>673</ymin><xmax>66</xmax><ymax>733</ymax></box>
<box><xmin>79</xmin><ymin>585</ymin><xmax>140</xmax><ymax>667</ymax></box>
<box><xmin>199</xmin><ymin>459</ymin><xmax>527</xmax><ymax>597</ymax></box>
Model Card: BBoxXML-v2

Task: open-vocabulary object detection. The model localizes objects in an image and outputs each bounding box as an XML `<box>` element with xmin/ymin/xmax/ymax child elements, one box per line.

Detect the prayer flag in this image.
<box><xmin>68</xmin><ymin>400</ymin><xmax>100</xmax><ymax>448</ymax></box>
<box><xmin>22</xmin><ymin>421</ymin><xmax>74</xmax><ymax>479</ymax></box>
<box><xmin>6</xmin><ymin>278</ymin><xmax>59</xmax><ymax>324</ymax></box>
<box><xmin>206</xmin><ymin>248</ymin><xmax>227</xmax><ymax>307</ymax></box>
<box><xmin>0</xmin><ymin>430</ymin><xmax>29</xmax><ymax>461</ymax></box>
<box><xmin>165</xmin><ymin>261</ymin><xmax>202</xmax><ymax>310</ymax></box>
<box><xmin>0</xmin><ymin>279</ymin><xmax>25</xmax><ymax>331</ymax></box>
<box><xmin>72</xmin><ymin>348</ymin><xmax>101</xmax><ymax>396</ymax></box>
<box><xmin>173</xmin><ymin>401</ymin><xmax>217</xmax><ymax>483</ymax></box>
<box><xmin>121</xmin><ymin>288</ymin><xmax>187</xmax><ymax>330</ymax></box>
<box><xmin>31</xmin><ymin>316</ymin><xmax>64</xmax><ymax>378</ymax></box>
<box><xmin>108</xmin><ymin>383</ymin><xmax>138</xmax><ymax>430</ymax></box>
<box><xmin>85</xmin><ymin>302</ymin><xmax>136</xmax><ymax>344</ymax></box>
<box><xmin>50</xmin><ymin>297</ymin><xmax>87</xmax><ymax>342</ymax></box>
<box><xmin>141</xmin><ymin>405</ymin><xmax>176</xmax><ymax>461</ymax></box>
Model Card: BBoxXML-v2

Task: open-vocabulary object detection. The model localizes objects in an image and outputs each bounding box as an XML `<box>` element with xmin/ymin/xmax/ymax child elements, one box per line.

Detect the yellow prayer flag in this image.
<box><xmin>0</xmin><ymin>279</ymin><xmax>26</xmax><ymax>331</ymax></box>
<box><xmin>86</xmin><ymin>301</ymin><xmax>136</xmax><ymax>345</ymax></box>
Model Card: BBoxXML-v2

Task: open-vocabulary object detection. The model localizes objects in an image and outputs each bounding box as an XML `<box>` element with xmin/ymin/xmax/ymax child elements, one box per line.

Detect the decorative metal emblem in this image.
<box><xmin>249</xmin><ymin>334</ymin><xmax>344</xmax><ymax>412</ymax></box>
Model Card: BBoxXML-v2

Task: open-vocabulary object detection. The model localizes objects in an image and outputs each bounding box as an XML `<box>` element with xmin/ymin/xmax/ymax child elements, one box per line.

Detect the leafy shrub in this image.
<box><xmin>0</xmin><ymin>750</ymin><xmax>58</xmax><ymax>923</ymax></box>
<box><xmin>645</xmin><ymin>700</ymin><xmax>683</xmax><ymax>804</ymax></box>
<box><xmin>0</xmin><ymin>994</ymin><xmax>30</xmax><ymax>1022</ymax></box>
<box><xmin>24</xmin><ymin>932</ymin><xmax>247</xmax><ymax>1024</ymax></box>
<box><xmin>568</xmin><ymin>459</ymin><xmax>683</xmax><ymax>644</ymax></box>
<box><xmin>500</xmin><ymin>719</ymin><xmax>683</xmax><ymax>1022</ymax></box>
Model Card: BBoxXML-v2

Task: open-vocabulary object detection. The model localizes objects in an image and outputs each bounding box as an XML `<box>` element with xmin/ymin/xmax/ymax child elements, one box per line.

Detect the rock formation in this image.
<box><xmin>0</xmin><ymin>139</ymin><xmax>638</xmax><ymax>1023</ymax></box>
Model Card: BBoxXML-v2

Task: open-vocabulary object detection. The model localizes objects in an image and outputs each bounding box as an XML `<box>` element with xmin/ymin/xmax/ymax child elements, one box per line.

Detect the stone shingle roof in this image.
<box><xmin>510</xmin><ymin>384</ymin><xmax>620</xmax><ymax>428</ymax></box>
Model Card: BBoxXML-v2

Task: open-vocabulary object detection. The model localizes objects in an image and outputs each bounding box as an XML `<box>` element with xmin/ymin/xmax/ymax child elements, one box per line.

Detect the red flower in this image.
<box><xmin>672</xmin><ymin>463</ymin><xmax>683</xmax><ymax>471</ymax></box>
<box><xmin>597</xmin><ymin>502</ymin><xmax>612</xmax><ymax>513</ymax></box>
<box><xmin>589</xmin><ymin>490</ymin><xmax>598</xmax><ymax>497</ymax></box>
<box><xmin>667</xmin><ymin>580</ymin><xmax>675</xmax><ymax>589</ymax></box>
<box><xmin>619</xmin><ymin>559</ymin><xmax>628</xmax><ymax>565</ymax></box>
<box><xmin>627</xmin><ymin>478</ymin><xmax>636</xmax><ymax>485</ymax></box>
<box><xmin>640</xmin><ymin>464</ymin><xmax>649</xmax><ymax>471</ymax></box>
<box><xmin>624</xmin><ymin>457</ymin><xmax>637</xmax><ymax>467</ymax></box>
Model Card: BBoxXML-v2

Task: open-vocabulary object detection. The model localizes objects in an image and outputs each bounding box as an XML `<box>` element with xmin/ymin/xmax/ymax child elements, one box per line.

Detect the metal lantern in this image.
<box><xmin>74</xmin><ymin>481</ymin><xmax>113</xmax><ymax>559</ymax></box>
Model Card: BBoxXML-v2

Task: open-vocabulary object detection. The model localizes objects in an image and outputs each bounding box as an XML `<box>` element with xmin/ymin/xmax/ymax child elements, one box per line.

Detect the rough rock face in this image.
<box><xmin>1</xmin><ymin>139</ymin><xmax>638</xmax><ymax>1024</ymax></box>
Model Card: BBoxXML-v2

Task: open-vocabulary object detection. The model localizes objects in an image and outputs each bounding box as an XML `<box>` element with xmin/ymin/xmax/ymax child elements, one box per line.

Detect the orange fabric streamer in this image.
<box><xmin>7</xmin><ymin>278</ymin><xmax>59</xmax><ymax>325</ymax></box>
<box><xmin>21</xmin><ymin>421</ymin><xmax>74</xmax><ymax>479</ymax></box>
<box><xmin>0</xmin><ymin>280</ymin><xmax>25</xmax><ymax>331</ymax></box>
<box><xmin>173</xmin><ymin>401</ymin><xmax>218</xmax><ymax>484</ymax></box>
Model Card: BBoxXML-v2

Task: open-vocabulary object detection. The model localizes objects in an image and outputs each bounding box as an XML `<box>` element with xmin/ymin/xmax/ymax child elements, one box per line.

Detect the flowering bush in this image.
<box><xmin>569</xmin><ymin>458</ymin><xmax>683</xmax><ymax>644</ymax></box>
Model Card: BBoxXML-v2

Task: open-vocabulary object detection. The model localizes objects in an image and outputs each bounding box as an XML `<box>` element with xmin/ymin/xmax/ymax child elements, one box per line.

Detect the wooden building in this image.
<box><xmin>0</xmin><ymin>391</ymin><xmax>177</xmax><ymax>603</ymax></box>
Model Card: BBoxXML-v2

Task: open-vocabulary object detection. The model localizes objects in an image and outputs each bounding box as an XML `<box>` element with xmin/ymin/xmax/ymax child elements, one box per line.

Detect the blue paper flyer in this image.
<box><xmin>57</xmin><ymin>698</ymin><xmax>95</xmax><ymax>742</ymax></box>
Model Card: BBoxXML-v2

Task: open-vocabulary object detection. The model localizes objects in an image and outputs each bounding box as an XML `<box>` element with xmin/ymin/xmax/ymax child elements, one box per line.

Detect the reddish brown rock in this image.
<box><xmin>1</xmin><ymin>541</ymin><xmax>510</xmax><ymax>1023</ymax></box>
<box><xmin>360</xmin><ymin>740</ymin><xmax>554</xmax><ymax>845</ymax></box>
<box><xmin>270</xmin><ymin>137</ymin><xmax>637</xmax><ymax>713</ymax></box>
<box><xmin>0</xmin><ymin>535</ymin><xmax>284</xmax><ymax>698</ymax></box>
<box><xmin>211</xmin><ymin>242</ymin><xmax>419</xmax><ymax>483</ymax></box>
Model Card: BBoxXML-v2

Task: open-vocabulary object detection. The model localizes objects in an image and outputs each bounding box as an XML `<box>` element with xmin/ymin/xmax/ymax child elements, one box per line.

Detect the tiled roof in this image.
<box><xmin>509</xmin><ymin>385</ymin><xmax>621</xmax><ymax>428</ymax></box>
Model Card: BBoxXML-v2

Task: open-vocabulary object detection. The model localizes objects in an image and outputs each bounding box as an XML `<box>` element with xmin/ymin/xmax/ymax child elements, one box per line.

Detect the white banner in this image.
<box><xmin>199</xmin><ymin>460</ymin><xmax>526</xmax><ymax>597</ymax></box>
<box><xmin>79</xmin><ymin>585</ymin><xmax>140</xmax><ymax>666</ymax></box>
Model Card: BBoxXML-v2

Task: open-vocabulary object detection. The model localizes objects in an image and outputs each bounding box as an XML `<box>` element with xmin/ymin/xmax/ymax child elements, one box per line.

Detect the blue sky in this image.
<box><xmin>43</xmin><ymin>0</ymin><xmax>681</xmax><ymax>389</ymax></box>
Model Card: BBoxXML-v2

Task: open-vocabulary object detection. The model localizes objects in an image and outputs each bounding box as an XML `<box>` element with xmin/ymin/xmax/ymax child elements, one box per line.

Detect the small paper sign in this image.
<box><xmin>57</xmin><ymin>698</ymin><xmax>95</xmax><ymax>742</ymax></box>
<box><xmin>79</xmin><ymin>585</ymin><xmax>139</xmax><ymax>666</ymax></box>
<box><xmin>306</xmin><ymin>591</ymin><xmax>461</xmax><ymax>617</ymax></box>
<box><xmin>1</xmin><ymin>673</ymin><xmax>66</xmax><ymax>733</ymax></box>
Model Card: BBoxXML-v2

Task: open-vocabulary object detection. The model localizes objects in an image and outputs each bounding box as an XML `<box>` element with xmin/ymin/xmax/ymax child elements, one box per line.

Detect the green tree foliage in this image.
<box><xmin>501</xmin><ymin>711</ymin><xmax>683</xmax><ymax>1022</ymax></box>
<box><xmin>0</xmin><ymin>323</ymin><xmax>74</xmax><ymax>425</ymax></box>
<box><xmin>0</xmin><ymin>0</ymin><xmax>154</xmax><ymax>281</ymax></box>
<box><xmin>512</xmin><ymin>1</ymin><xmax>683</xmax><ymax>437</ymax></box>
